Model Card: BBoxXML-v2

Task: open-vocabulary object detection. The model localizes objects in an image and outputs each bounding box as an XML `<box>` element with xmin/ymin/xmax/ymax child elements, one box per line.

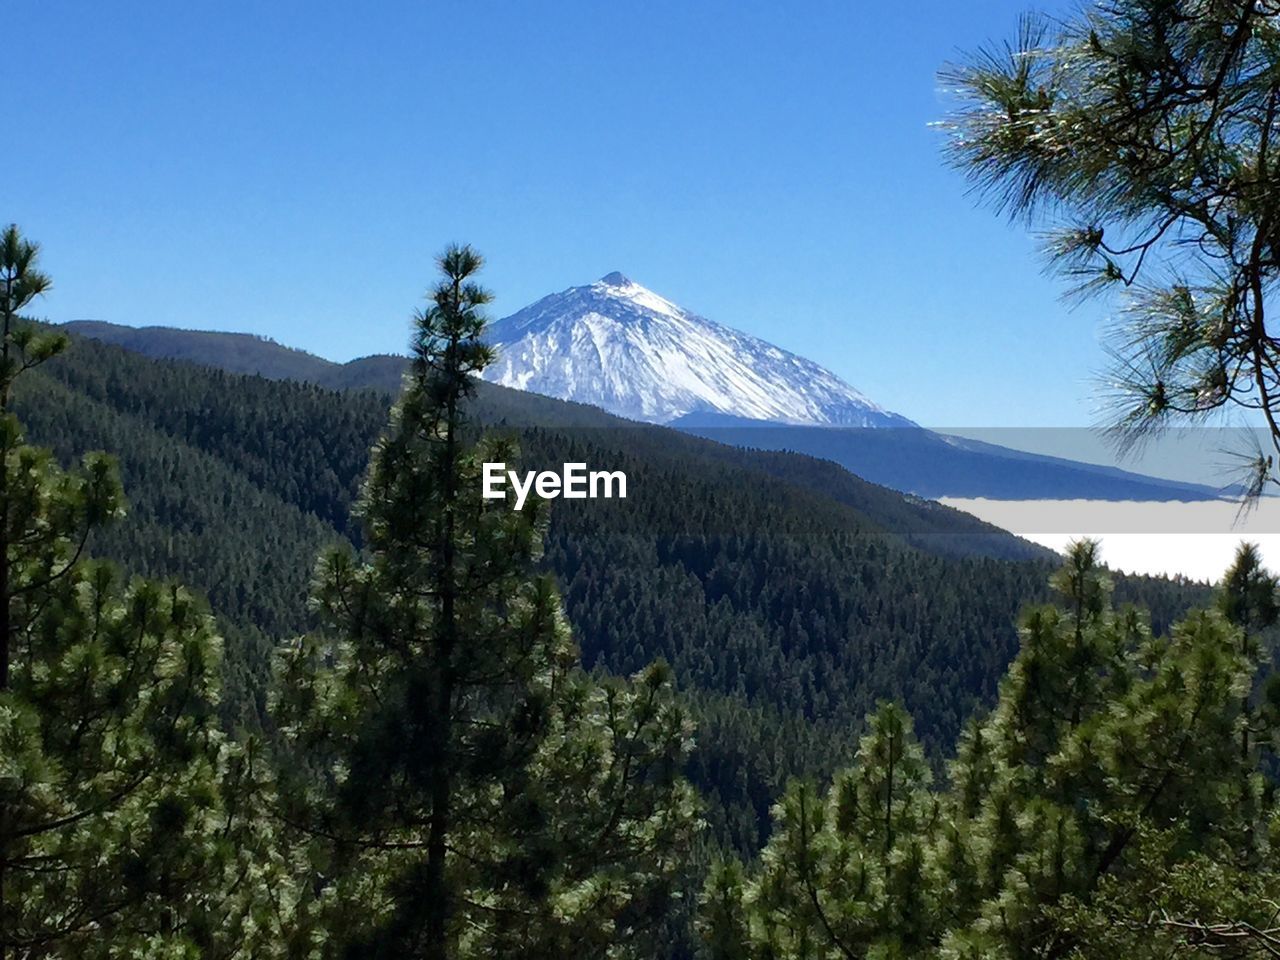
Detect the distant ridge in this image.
<box><xmin>60</xmin><ymin>320</ymin><xmax>408</xmax><ymax>393</ymax></box>
<box><xmin>675</xmin><ymin>415</ymin><xmax>1228</xmax><ymax>502</ymax></box>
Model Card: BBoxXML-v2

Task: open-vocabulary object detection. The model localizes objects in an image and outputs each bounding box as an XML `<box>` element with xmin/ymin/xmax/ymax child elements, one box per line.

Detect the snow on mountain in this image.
<box><xmin>481</xmin><ymin>272</ymin><xmax>915</xmax><ymax>427</ymax></box>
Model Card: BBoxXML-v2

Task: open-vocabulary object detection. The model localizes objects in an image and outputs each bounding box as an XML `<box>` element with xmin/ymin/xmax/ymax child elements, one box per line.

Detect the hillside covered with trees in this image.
<box><xmin>16</xmin><ymin>313</ymin><xmax>1210</xmax><ymax>858</ymax></box>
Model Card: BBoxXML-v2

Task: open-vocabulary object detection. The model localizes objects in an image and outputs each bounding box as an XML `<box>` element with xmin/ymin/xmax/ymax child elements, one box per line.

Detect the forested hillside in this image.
<box><xmin>13</xmin><ymin>329</ymin><xmax>1209</xmax><ymax>852</ymax></box>
<box><xmin>62</xmin><ymin>319</ymin><xmax>406</xmax><ymax>391</ymax></box>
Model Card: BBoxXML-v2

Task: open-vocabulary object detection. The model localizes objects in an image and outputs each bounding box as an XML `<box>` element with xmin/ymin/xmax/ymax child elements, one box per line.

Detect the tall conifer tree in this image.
<box><xmin>941</xmin><ymin>1</ymin><xmax>1280</xmax><ymax>498</ymax></box>
<box><xmin>274</xmin><ymin>245</ymin><xmax>697</xmax><ymax>959</ymax></box>
<box><xmin>0</xmin><ymin>225</ymin><xmax>263</xmax><ymax>957</ymax></box>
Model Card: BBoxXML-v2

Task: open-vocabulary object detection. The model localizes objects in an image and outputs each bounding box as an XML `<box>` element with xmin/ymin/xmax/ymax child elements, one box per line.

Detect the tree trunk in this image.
<box><xmin>0</xmin><ymin>286</ymin><xmax>12</xmax><ymax>960</ymax></box>
<box><xmin>424</xmin><ymin>300</ymin><xmax>463</xmax><ymax>960</ymax></box>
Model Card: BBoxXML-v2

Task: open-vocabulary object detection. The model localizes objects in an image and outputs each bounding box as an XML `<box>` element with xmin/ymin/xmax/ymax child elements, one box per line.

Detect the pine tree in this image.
<box><xmin>941</xmin><ymin>2</ymin><xmax>1280</xmax><ymax>498</ymax></box>
<box><xmin>949</xmin><ymin>542</ymin><xmax>1268</xmax><ymax>957</ymax></box>
<box><xmin>273</xmin><ymin>245</ymin><xmax>698</xmax><ymax>959</ymax></box>
<box><xmin>707</xmin><ymin>703</ymin><xmax>937</xmax><ymax>959</ymax></box>
<box><xmin>1213</xmin><ymin>543</ymin><xmax>1278</xmax><ymax>868</ymax></box>
<box><xmin>1217</xmin><ymin>543</ymin><xmax>1278</xmax><ymax>642</ymax></box>
<box><xmin>697</xmin><ymin>860</ymin><xmax>752</xmax><ymax>960</ymax></box>
<box><xmin>0</xmin><ymin>225</ymin><xmax>266</xmax><ymax>957</ymax></box>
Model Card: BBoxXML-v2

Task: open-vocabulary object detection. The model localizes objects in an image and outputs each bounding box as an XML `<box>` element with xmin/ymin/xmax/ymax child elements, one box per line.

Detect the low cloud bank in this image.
<box><xmin>942</xmin><ymin>497</ymin><xmax>1280</xmax><ymax>583</ymax></box>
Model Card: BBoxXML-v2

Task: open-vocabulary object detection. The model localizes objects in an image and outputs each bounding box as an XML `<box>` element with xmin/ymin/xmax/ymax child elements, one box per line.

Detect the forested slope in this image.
<box><xmin>14</xmin><ymin>332</ymin><xmax>1210</xmax><ymax>851</ymax></box>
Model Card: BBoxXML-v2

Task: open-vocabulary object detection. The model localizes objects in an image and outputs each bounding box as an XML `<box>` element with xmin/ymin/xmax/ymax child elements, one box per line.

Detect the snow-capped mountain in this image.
<box><xmin>482</xmin><ymin>272</ymin><xmax>915</xmax><ymax>427</ymax></box>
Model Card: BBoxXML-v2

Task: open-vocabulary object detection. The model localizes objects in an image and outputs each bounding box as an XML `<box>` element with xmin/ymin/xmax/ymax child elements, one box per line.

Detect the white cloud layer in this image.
<box><xmin>941</xmin><ymin>497</ymin><xmax>1280</xmax><ymax>584</ymax></box>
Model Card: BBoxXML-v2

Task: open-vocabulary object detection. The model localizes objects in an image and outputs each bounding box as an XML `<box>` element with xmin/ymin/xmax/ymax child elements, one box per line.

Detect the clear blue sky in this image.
<box><xmin>6</xmin><ymin>0</ymin><xmax>1104</xmax><ymax>428</ymax></box>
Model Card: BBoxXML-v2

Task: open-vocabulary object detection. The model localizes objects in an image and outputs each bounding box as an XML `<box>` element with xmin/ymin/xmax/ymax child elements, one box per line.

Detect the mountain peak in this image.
<box><xmin>482</xmin><ymin>275</ymin><xmax>915</xmax><ymax>428</ymax></box>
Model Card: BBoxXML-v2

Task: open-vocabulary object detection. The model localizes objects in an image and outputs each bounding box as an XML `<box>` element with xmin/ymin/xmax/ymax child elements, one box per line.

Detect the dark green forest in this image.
<box><xmin>18</xmin><ymin>321</ymin><xmax>1209</xmax><ymax>857</ymax></box>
